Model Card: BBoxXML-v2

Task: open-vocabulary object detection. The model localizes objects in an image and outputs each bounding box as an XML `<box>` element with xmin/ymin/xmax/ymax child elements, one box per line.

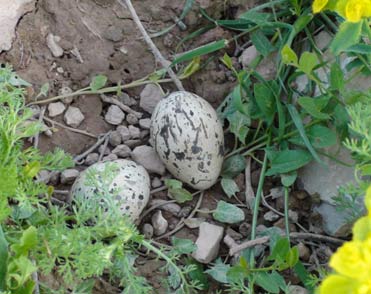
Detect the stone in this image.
<box><xmin>128</xmin><ymin>125</ymin><xmax>140</xmax><ymax>139</ymax></box>
<box><xmin>151</xmin><ymin>177</ymin><xmax>162</xmax><ymax>188</ymax></box>
<box><xmin>109</xmin><ymin>130</ymin><xmax>122</xmax><ymax>147</ymax></box>
<box><xmin>192</xmin><ymin>222</ymin><xmax>224</xmax><ymax>264</ymax></box>
<box><xmin>46</xmin><ymin>33</ymin><xmax>64</xmax><ymax>57</ymax></box>
<box><xmin>150</xmin><ymin>199</ymin><xmax>181</xmax><ymax>215</ymax></box>
<box><xmin>0</xmin><ymin>0</ymin><xmax>35</xmax><ymax>52</ymax></box>
<box><xmin>178</xmin><ymin>206</ymin><xmax>192</xmax><ymax>218</ymax></box>
<box><xmin>117</xmin><ymin>92</ymin><xmax>136</xmax><ymax>106</ymax></box>
<box><xmin>117</xmin><ymin>125</ymin><xmax>131</xmax><ymax>141</ymax></box>
<box><xmin>104</xmin><ymin>25</ymin><xmax>124</xmax><ymax>42</ymax></box>
<box><xmin>48</xmin><ymin>102</ymin><xmax>66</xmax><ymax>117</ymax></box>
<box><xmin>151</xmin><ymin>210</ymin><xmax>168</xmax><ymax>236</ymax></box>
<box><xmin>142</xmin><ymin>223</ymin><xmax>154</xmax><ymax>239</ymax></box>
<box><xmin>64</xmin><ymin>106</ymin><xmax>85</xmax><ymax>128</ymax></box>
<box><xmin>85</xmin><ymin>153</ymin><xmax>99</xmax><ymax>165</ymax></box>
<box><xmin>38</xmin><ymin>170</ymin><xmax>51</xmax><ymax>184</ymax></box>
<box><xmin>112</xmin><ymin>144</ymin><xmax>131</xmax><ymax>158</ymax></box>
<box><xmin>226</xmin><ymin>227</ymin><xmax>243</xmax><ymax>240</ymax></box>
<box><xmin>105</xmin><ymin>105</ymin><xmax>125</xmax><ymax>125</ymax></box>
<box><xmin>289</xmin><ymin>210</ymin><xmax>299</xmax><ymax>223</ymax></box>
<box><xmin>126</xmin><ymin>113</ymin><xmax>139</xmax><ymax>125</ymax></box>
<box><xmin>298</xmin><ymin>145</ymin><xmax>355</xmax><ymax>204</ymax></box>
<box><xmin>288</xmin><ymin>285</ymin><xmax>309</xmax><ymax>294</ymax></box>
<box><xmin>61</xmin><ymin>169</ymin><xmax>79</xmax><ymax>184</ymax></box>
<box><xmin>124</xmin><ymin>139</ymin><xmax>142</xmax><ymax>148</ymax></box>
<box><xmin>270</xmin><ymin>186</ymin><xmax>285</xmax><ymax>199</ymax></box>
<box><xmin>139</xmin><ymin>84</ymin><xmax>164</xmax><ymax>113</ymax></box>
<box><xmin>131</xmin><ymin>145</ymin><xmax>166</xmax><ymax>175</ymax></box>
<box><xmin>98</xmin><ymin>145</ymin><xmax>111</xmax><ymax>155</ymax></box>
<box><xmin>263</xmin><ymin>211</ymin><xmax>280</xmax><ymax>222</ymax></box>
<box><xmin>314</xmin><ymin>202</ymin><xmax>353</xmax><ymax>237</ymax></box>
<box><xmin>297</xmin><ymin>242</ymin><xmax>310</xmax><ymax>262</ymax></box>
<box><xmin>140</xmin><ymin>130</ymin><xmax>150</xmax><ymax>139</ymax></box>
<box><xmin>139</xmin><ymin>118</ymin><xmax>151</xmax><ymax>130</ymax></box>
<box><xmin>102</xmin><ymin>154</ymin><xmax>118</xmax><ymax>162</ymax></box>
<box><xmin>184</xmin><ymin>218</ymin><xmax>205</xmax><ymax>229</ymax></box>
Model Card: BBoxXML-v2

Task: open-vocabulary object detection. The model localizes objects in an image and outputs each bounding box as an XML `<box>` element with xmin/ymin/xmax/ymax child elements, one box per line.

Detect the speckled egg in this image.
<box><xmin>70</xmin><ymin>159</ymin><xmax>150</xmax><ymax>220</ymax></box>
<box><xmin>150</xmin><ymin>91</ymin><xmax>224</xmax><ymax>190</ymax></box>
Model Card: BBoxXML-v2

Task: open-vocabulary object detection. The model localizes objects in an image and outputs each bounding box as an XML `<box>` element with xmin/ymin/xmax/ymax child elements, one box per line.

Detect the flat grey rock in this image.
<box><xmin>105</xmin><ymin>105</ymin><xmax>125</xmax><ymax>125</ymax></box>
<box><xmin>48</xmin><ymin>102</ymin><xmax>65</xmax><ymax>117</ymax></box>
<box><xmin>131</xmin><ymin>145</ymin><xmax>166</xmax><ymax>175</ymax></box>
<box><xmin>139</xmin><ymin>84</ymin><xmax>164</xmax><ymax>113</ymax></box>
<box><xmin>64</xmin><ymin>106</ymin><xmax>85</xmax><ymax>128</ymax></box>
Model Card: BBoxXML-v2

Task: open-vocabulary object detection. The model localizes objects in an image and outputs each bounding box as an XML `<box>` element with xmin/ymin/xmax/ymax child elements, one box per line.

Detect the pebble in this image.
<box><xmin>226</xmin><ymin>227</ymin><xmax>243</xmax><ymax>240</ymax></box>
<box><xmin>150</xmin><ymin>199</ymin><xmax>181</xmax><ymax>215</ymax></box>
<box><xmin>151</xmin><ymin>210</ymin><xmax>168</xmax><ymax>236</ymax></box>
<box><xmin>61</xmin><ymin>169</ymin><xmax>79</xmax><ymax>184</ymax></box>
<box><xmin>104</xmin><ymin>26</ymin><xmax>124</xmax><ymax>42</ymax></box>
<box><xmin>142</xmin><ymin>223</ymin><xmax>154</xmax><ymax>239</ymax></box>
<box><xmin>139</xmin><ymin>84</ymin><xmax>164</xmax><ymax>113</ymax></box>
<box><xmin>105</xmin><ymin>105</ymin><xmax>125</xmax><ymax>125</ymax></box>
<box><xmin>297</xmin><ymin>242</ymin><xmax>310</xmax><ymax>262</ymax></box>
<box><xmin>264</xmin><ymin>211</ymin><xmax>280</xmax><ymax>222</ymax></box>
<box><xmin>124</xmin><ymin>139</ymin><xmax>142</xmax><ymax>148</ymax></box>
<box><xmin>117</xmin><ymin>92</ymin><xmax>136</xmax><ymax>106</ymax></box>
<box><xmin>128</xmin><ymin>125</ymin><xmax>140</xmax><ymax>139</ymax></box>
<box><xmin>102</xmin><ymin>154</ymin><xmax>118</xmax><ymax>162</ymax></box>
<box><xmin>109</xmin><ymin>130</ymin><xmax>122</xmax><ymax>147</ymax></box>
<box><xmin>193</xmin><ymin>222</ymin><xmax>224</xmax><ymax>264</ymax></box>
<box><xmin>184</xmin><ymin>218</ymin><xmax>205</xmax><ymax>229</ymax></box>
<box><xmin>46</xmin><ymin>33</ymin><xmax>63</xmax><ymax>57</ymax></box>
<box><xmin>38</xmin><ymin>170</ymin><xmax>51</xmax><ymax>184</ymax></box>
<box><xmin>98</xmin><ymin>145</ymin><xmax>111</xmax><ymax>155</ymax></box>
<box><xmin>126</xmin><ymin>113</ymin><xmax>138</xmax><ymax>125</ymax></box>
<box><xmin>139</xmin><ymin>118</ymin><xmax>151</xmax><ymax>130</ymax></box>
<box><xmin>270</xmin><ymin>187</ymin><xmax>285</xmax><ymax>199</ymax></box>
<box><xmin>239</xmin><ymin>222</ymin><xmax>251</xmax><ymax>237</ymax></box>
<box><xmin>85</xmin><ymin>153</ymin><xmax>99</xmax><ymax>165</ymax></box>
<box><xmin>289</xmin><ymin>210</ymin><xmax>299</xmax><ymax>223</ymax></box>
<box><xmin>48</xmin><ymin>102</ymin><xmax>65</xmax><ymax>117</ymax></box>
<box><xmin>140</xmin><ymin>130</ymin><xmax>149</xmax><ymax>139</ymax></box>
<box><xmin>151</xmin><ymin>177</ymin><xmax>162</xmax><ymax>188</ymax></box>
<box><xmin>117</xmin><ymin>125</ymin><xmax>131</xmax><ymax>141</ymax></box>
<box><xmin>58</xmin><ymin>86</ymin><xmax>73</xmax><ymax>104</ymax></box>
<box><xmin>178</xmin><ymin>206</ymin><xmax>192</xmax><ymax>218</ymax></box>
<box><xmin>288</xmin><ymin>285</ymin><xmax>309</xmax><ymax>294</ymax></box>
<box><xmin>111</xmin><ymin>144</ymin><xmax>131</xmax><ymax>158</ymax></box>
<box><xmin>131</xmin><ymin>145</ymin><xmax>166</xmax><ymax>175</ymax></box>
<box><xmin>64</xmin><ymin>106</ymin><xmax>85</xmax><ymax>128</ymax></box>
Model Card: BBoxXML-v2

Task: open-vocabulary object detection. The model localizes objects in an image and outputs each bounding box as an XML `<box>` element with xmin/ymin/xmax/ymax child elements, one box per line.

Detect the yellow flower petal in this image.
<box><xmin>353</xmin><ymin>216</ymin><xmax>371</xmax><ymax>241</ymax></box>
<box><xmin>319</xmin><ymin>274</ymin><xmax>357</xmax><ymax>294</ymax></box>
<box><xmin>345</xmin><ymin>0</ymin><xmax>371</xmax><ymax>22</ymax></box>
<box><xmin>313</xmin><ymin>0</ymin><xmax>329</xmax><ymax>13</ymax></box>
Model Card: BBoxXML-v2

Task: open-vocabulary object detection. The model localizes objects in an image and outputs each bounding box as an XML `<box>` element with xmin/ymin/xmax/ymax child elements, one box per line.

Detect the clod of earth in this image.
<box><xmin>150</xmin><ymin>91</ymin><xmax>224</xmax><ymax>190</ymax></box>
<box><xmin>70</xmin><ymin>159</ymin><xmax>150</xmax><ymax>220</ymax></box>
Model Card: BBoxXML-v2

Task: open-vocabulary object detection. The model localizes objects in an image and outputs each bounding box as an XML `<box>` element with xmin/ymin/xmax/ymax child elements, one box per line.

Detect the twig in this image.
<box><xmin>73</xmin><ymin>132</ymin><xmax>111</xmax><ymax>163</ymax></box>
<box><xmin>43</xmin><ymin>117</ymin><xmax>98</xmax><ymax>138</ymax></box>
<box><xmin>138</xmin><ymin>199</ymin><xmax>178</xmax><ymax>224</ymax></box>
<box><xmin>31</xmin><ymin>260</ymin><xmax>40</xmax><ymax>294</ymax></box>
<box><xmin>98</xmin><ymin>133</ymin><xmax>110</xmax><ymax>161</ymax></box>
<box><xmin>245</xmin><ymin>157</ymin><xmax>255</xmax><ymax>210</ymax></box>
<box><xmin>228</xmin><ymin>232</ymin><xmax>345</xmax><ymax>256</ymax></box>
<box><xmin>100</xmin><ymin>94</ymin><xmax>143</xmax><ymax>118</ymax></box>
<box><xmin>150</xmin><ymin>185</ymin><xmax>168</xmax><ymax>195</ymax></box>
<box><xmin>119</xmin><ymin>0</ymin><xmax>185</xmax><ymax>91</ymax></box>
<box><xmin>34</xmin><ymin>106</ymin><xmax>46</xmax><ymax>148</ymax></box>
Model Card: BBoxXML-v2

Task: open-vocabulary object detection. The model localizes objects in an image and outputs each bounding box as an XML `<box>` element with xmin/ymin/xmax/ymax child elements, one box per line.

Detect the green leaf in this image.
<box><xmin>281</xmin><ymin>45</ymin><xmax>298</xmax><ymax>66</ymax></box>
<box><xmin>179</xmin><ymin>57</ymin><xmax>200</xmax><ymax>79</ymax></box>
<box><xmin>23</xmin><ymin>161</ymin><xmax>41</xmax><ymax>178</ymax></box>
<box><xmin>330</xmin><ymin>21</ymin><xmax>362</xmax><ymax>55</ymax></box>
<box><xmin>185</xmin><ymin>258</ymin><xmax>209</xmax><ymax>290</ymax></box>
<box><xmin>227</xmin><ymin>111</ymin><xmax>250</xmax><ymax>144</ymax></box>
<box><xmin>205</xmin><ymin>258</ymin><xmax>230</xmax><ymax>283</ymax></box>
<box><xmin>298</xmin><ymin>52</ymin><xmax>317</xmax><ymax>75</ymax></box>
<box><xmin>265</xmin><ymin>149</ymin><xmax>313</xmax><ymax>176</ymax></box>
<box><xmin>255</xmin><ymin>272</ymin><xmax>280</xmax><ymax>294</ymax></box>
<box><xmin>286</xmin><ymin>246</ymin><xmax>299</xmax><ymax>268</ymax></box>
<box><xmin>221</xmin><ymin>178</ymin><xmax>240</xmax><ymax>198</ymax></box>
<box><xmin>226</xmin><ymin>265</ymin><xmax>247</xmax><ymax>284</ymax></box>
<box><xmin>11</xmin><ymin>226</ymin><xmax>38</xmax><ymax>257</ymax></box>
<box><xmin>330</xmin><ymin>62</ymin><xmax>344</xmax><ymax>91</ymax></box>
<box><xmin>221</xmin><ymin>53</ymin><xmax>233</xmax><ymax>70</ymax></box>
<box><xmin>294</xmin><ymin>261</ymin><xmax>314</xmax><ymax>291</ymax></box>
<box><xmin>287</xmin><ymin>104</ymin><xmax>322</xmax><ymax>164</ymax></box>
<box><xmin>250</xmin><ymin>31</ymin><xmax>274</xmax><ymax>57</ymax></box>
<box><xmin>74</xmin><ymin>279</ymin><xmax>95</xmax><ymax>294</ymax></box>
<box><xmin>254</xmin><ymin>82</ymin><xmax>276</xmax><ymax>124</ymax></box>
<box><xmin>269</xmin><ymin>237</ymin><xmax>290</xmax><ymax>263</ymax></box>
<box><xmin>171</xmin><ymin>237</ymin><xmax>197</xmax><ymax>254</ymax></box>
<box><xmin>165</xmin><ymin>179</ymin><xmax>193</xmax><ymax>203</ymax></box>
<box><xmin>280</xmin><ymin>171</ymin><xmax>297</xmax><ymax>187</ymax></box>
<box><xmin>36</xmin><ymin>83</ymin><xmax>49</xmax><ymax>98</ymax></box>
<box><xmin>0</xmin><ymin>164</ymin><xmax>18</xmax><ymax>197</ymax></box>
<box><xmin>343</xmin><ymin>43</ymin><xmax>371</xmax><ymax>54</ymax></box>
<box><xmin>289</xmin><ymin>125</ymin><xmax>337</xmax><ymax>149</ymax></box>
<box><xmin>213</xmin><ymin>201</ymin><xmax>245</xmax><ymax>224</ymax></box>
<box><xmin>172</xmin><ymin>40</ymin><xmax>227</xmax><ymax>65</ymax></box>
<box><xmin>221</xmin><ymin>154</ymin><xmax>246</xmax><ymax>178</ymax></box>
<box><xmin>0</xmin><ymin>226</ymin><xmax>8</xmax><ymax>291</ymax></box>
<box><xmin>90</xmin><ymin>75</ymin><xmax>107</xmax><ymax>91</ymax></box>
<box><xmin>298</xmin><ymin>96</ymin><xmax>330</xmax><ymax>120</ymax></box>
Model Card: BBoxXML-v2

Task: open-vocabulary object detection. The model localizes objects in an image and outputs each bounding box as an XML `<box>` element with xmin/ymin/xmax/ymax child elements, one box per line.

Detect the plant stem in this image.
<box><xmin>284</xmin><ymin>187</ymin><xmax>290</xmax><ymax>242</ymax></box>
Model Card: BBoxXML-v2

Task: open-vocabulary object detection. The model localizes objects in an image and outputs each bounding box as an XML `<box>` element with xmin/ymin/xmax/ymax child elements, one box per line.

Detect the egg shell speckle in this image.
<box><xmin>150</xmin><ymin>91</ymin><xmax>224</xmax><ymax>190</ymax></box>
<box><xmin>70</xmin><ymin>159</ymin><xmax>150</xmax><ymax>220</ymax></box>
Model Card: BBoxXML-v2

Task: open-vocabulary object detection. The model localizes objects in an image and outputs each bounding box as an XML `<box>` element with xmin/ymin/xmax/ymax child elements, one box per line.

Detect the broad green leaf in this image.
<box><xmin>171</xmin><ymin>237</ymin><xmax>196</xmax><ymax>254</ymax></box>
<box><xmin>254</xmin><ymin>82</ymin><xmax>276</xmax><ymax>124</ymax></box>
<box><xmin>213</xmin><ymin>201</ymin><xmax>245</xmax><ymax>224</ymax></box>
<box><xmin>221</xmin><ymin>53</ymin><xmax>233</xmax><ymax>70</ymax></box>
<box><xmin>0</xmin><ymin>226</ymin><xmax>8</xmax><ymax>291</ymax></box>
<box><xmin>221</xmin><ymin>154</ymin><xmax>246</xmax><ymax>178</ymax></box>
<box><xmin>330</xmin><ymin>62</ymin><xmax>345</xmax><ymax>91</ymax></box>
<box><xmin>227</xmin><ymin>111</ymin><xmax>250</xmax><ymax>144</ymax></box>
<box><xmin>298</xmin><ymin>96</ymin><xmax>330</xmax><ymax>120</ymax></box>
<box><xmin>239</xmin><ymin>11</ymin><xmax>271</xmax><ymax>24</ymax></box>
<box><xmin>281</xmin><ymin>45</ymin><xmax>298</xmax><ymax>66</ymax></box>
<box><xmin>11</xmin><ymin>226</ymin><xmax>38</xmax><ymax>257</ymax></box>
<box><xmin>270</xmin><ymin>271</ymin><xmax>287</xmax><ymax>291</ymax></box>
<box><xmin>265</xmin><ymin>149</ymin><xmax>313</xmax><ymax>176</ymax></box>
<box><xmin>287</xmin><ymin>104</ymin><xmax>322</xmax><ymax>164</ymax></box>
<box><xmin>172</xmin><ymin>40</ymin><xmax>227</xmax><ymax>65</ymax></box>
<box><xmin>23</xmin><ymin>161</ymin><xmax>41</xmax><ymax>178</ymax></box>
<box><xmin>294</xmin><ymin>261</ymin><xmax>314</xmax><ymax>291</ymax></box>
<box><xmin>280</xmin><ymin>171</ymin><xmax>297</xmax><ymax>187</ymax></box>
<box><xmin>330</xmin><ymin>21</ymin><xmax>362</xmax><ymax>55</ymax></box>
<box><xmin>36</xmin><ymin>83</ymin><xmax>49</xmax><ymax>98</ymax></box>
<box><xmin>344</xmin><ymin>43</ymin><xmax>371</xmax><ymax>54</ymax></box>
<box><xmin>251</xmin><ymin>31</ymin><xmax>274</xmax><ymax>57</ymax></box>
<box><xmin>90</xmin><ymin>75</ymin><xmax>107</xmax><ymax>91</ymax></box>
<box><xmin>298</xmin><ymin>52</ymin><xmax>317</xmax><ymax>75</ymax></box>
<box><xmin>165</xmin><ymin>179</ymin><xmax>182</xmax><ymax>190</ymax></box>
<box><xmin>165</xmin><ymin>179</ymin><xmax>193</xmax><ymax>203</ymax></box>
<box><xmin>185</xmin><ymin>258</ymin><xmax>209</xmax><ymax>290</ymax></box>
<box><xmin>289</xmin><ymin>125</ymin><xmax>337</xmax><ymax>149</ymax></box>
<box><xmin>221</xmin><ymin>178</ymin><xmax>240</xmax><ymax>198</ymax></box>
<box><xmin>205</xmin><ymin>258</ymin><xmax>230</xmax><ymax>283</ymax></box>
<box><xmin>255</xmin><ymin>272</ymin><xmax>280</xmax><ymax>294</ymax></box>
<box><xmin>286</xmin><ymin>246</ymin><xmax>299</xmax><ymax>268</ymax></box>
<box><xmin>269</xmin><ymin>237</ymin><xmax>290</xmax><ymax>263</ymax></box>
<box><xmin>226</xmin><ymin>265</ymin><xmax>247</xmax><ymax>284</ymax></box>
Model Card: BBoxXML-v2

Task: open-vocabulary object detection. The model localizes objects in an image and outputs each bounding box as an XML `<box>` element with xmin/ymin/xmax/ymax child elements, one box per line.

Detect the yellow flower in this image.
<box><xmin>344</xmin><ymin>0</ymin><xmax>371</xmax><ymax>22</ymax></box>
<box><xmin>319</xmin><ymin>238</ymin><xmax>371</xmax><ymax>294</ymax></box>
<box><xmin>312</xmin><ymin>0</ymin><xmax>329</xmax><ymax>13</ymax></box>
